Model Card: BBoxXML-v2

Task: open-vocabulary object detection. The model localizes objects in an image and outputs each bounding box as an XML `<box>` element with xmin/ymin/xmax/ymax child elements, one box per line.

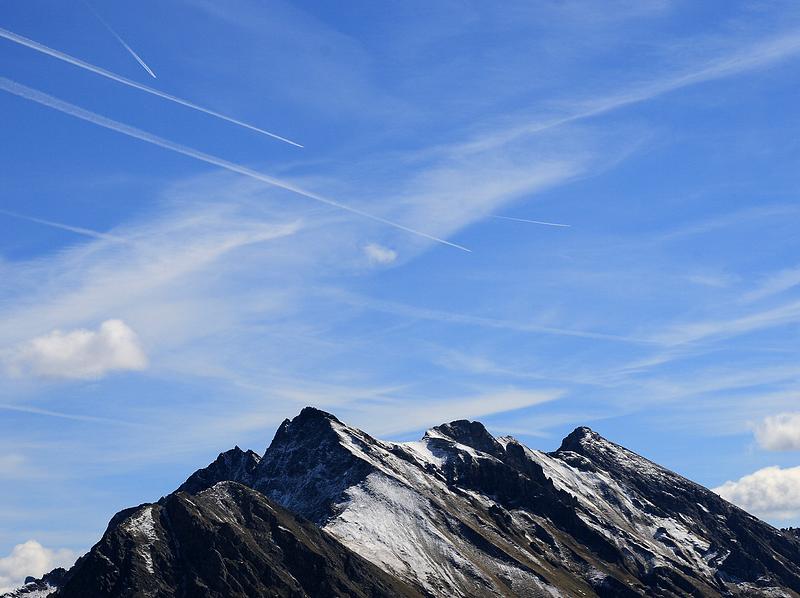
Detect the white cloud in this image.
<box><xmin>714</xmin><ymin>465</ymin><xmax>800</xmax><ymax>520</ymax></box>
<box><xmin>10</xmin><ymin>319</ymin><xmax>147</xmax><ymax>380</ymax></box>
<box><xmin>363</xmin><ymin>243</ymin><xmax>397</xmax><ymax>265</ymax></box>
<box><xmin>755</xmin><ymin>412</ymin><xmax>800</xmax><ymax>451</ymax></box>
<box><xmin>0</xmin><ymin>540</ymin><xmax>76</xmax><ymax>593</ymax></box>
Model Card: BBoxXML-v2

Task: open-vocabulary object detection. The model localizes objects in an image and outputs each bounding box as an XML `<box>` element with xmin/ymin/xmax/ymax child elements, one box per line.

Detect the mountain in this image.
<box><xmin>54</xmin><ymin>481</ymin><xmax>421</xmax><ymax>598</ymax></box>
<box><xmin>6</xmin><ymin>407</ymin><xmax>800</xmax><ymax>597</ymax></box>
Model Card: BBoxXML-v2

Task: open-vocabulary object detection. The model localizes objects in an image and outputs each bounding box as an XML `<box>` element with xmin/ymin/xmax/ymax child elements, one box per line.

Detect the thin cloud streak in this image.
<box><xmin>346</xmin><ymin>388</ymin><xmax>564</xmax><ymax>437</ymax></box>
<box><xmin>0</xmin><ymin>27</ymin><xmax>302</xmax><ymax>147</ymax></box>
<box><xmin>491</xmin><ymin>215</ymin><xmax>571</xmax><ymax>228</ymax></box>
<box><xmin>0</xmin><ymin>209</ymin><xmax>127</xmax><ymax>242</ymax></box>
<box><xmin>81</xmin><ymin>0</ymin><xmax>157</xmax><ymax>79</ymax></box>
<box><xmin>0</xmin><ymin>403</ymin><xmax>141</xmax><ymax>427</ymax></box>
<box><xmin>0</xmin><ymin>77</ymin><xmax>469</xmax><ymax>252</ymax></box>
<box><xmin>455</xmin><ymin>29</ymin><xmax>800</xmax><ymax>156</ymax></box>
<box><xmin>652</xmin><ymin>298</ymin><xmax>800</xmax><ymax>347</ymax></box>
<box><xmin>741</xmin><ymin>266</ymin><xmax>800</xmax><ymax>304</ymax></box>
<box><xmin>329</xmin><ymin>290</ymin><xmax>654</xmax><ymax>344</ymax></box>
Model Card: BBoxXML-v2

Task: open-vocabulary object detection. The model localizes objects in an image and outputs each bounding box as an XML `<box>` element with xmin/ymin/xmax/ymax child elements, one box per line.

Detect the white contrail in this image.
<box><xmin>0</xmin><ymin>27</ymin><xmax>303</xmax><ymax>147</ymax></box>
<box><xmin>81</xmin><ymin>0</ymin><xmax>157</xmax><ymax>79</ymax></box>
<box><xmin>491</xmin><ymin>215</ymin><xmax>571</xmax><ymax>228</ymax></box>
<box><xmin>0</xmin><ymin>403</ymin><xmax>140</xmax><ymax>426</ymax></box>
<box><xmin>0</xmin><ymin>77</ymin><xmax>469</xmax><ymax>252</ymax></box>
<box><xmin>0</xmin><ymin>209</ymin><xmax>127</xmax><ymax>242</ymax></box>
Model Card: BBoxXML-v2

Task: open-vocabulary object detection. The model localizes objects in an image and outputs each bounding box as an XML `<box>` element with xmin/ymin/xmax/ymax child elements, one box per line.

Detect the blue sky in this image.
<box><xmin>2</xmin><ymin>0</ymin><xmax>800</xmax><ymax>586</ymax></box>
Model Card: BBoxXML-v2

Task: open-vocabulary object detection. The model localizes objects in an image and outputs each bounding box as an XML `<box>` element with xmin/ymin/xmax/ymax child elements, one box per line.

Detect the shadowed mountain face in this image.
<box><xmin>53</xmin><ymin>482</ymin><xmax>421</xmax><ymax>598</ymax></box>
<box><xmin>7</xmin><ymin>407</ymin><xmax>800</xmax><ymax>597</ymax></box>
<box><xmin>176</xmin><ymin>445</ymin><xmax>261</xmax><ymax>495</ymax></box>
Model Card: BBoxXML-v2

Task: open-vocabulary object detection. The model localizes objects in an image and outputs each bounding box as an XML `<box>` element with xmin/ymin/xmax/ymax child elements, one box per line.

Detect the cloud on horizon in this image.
<box><xmin>714</xmin><ymin>465</ymin><xmax>800</xmax><ymax>521</ymax></box>
<box><xmin>0</xmin><ymin>540</ymin><xmax>76</xmax><ymax>593</ymax></box>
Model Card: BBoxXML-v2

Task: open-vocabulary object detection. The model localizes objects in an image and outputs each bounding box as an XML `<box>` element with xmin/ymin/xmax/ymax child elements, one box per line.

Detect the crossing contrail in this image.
<box><xmin>0</xmin><ymin>77</ymin><xmax>469</xmax><ymax>252</ymax></box>
<box><xmin>81</xmin><ymin>0</ymin><xmax>157</xmax><ymax>79</ymax></box>
<box><xmin>0</xmin><ymin>27</ymin><xmax>303</xmax><ymax>147</ymax></box>
<box><xmin>491</xmin><ymin>215</ymin><xmax>571</xmax><ymax>227</ymax></box>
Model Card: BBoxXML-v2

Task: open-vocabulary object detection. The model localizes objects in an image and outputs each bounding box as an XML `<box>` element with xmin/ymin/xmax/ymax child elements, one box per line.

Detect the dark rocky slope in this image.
<box><xmin>55</xmin><ymin>481</ymin><xmax>421</xmax><ymax>598</ymax></box>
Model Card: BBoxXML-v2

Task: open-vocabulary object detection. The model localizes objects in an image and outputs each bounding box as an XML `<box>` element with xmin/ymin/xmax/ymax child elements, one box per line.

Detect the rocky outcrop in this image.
<box><xmin>55</xmin><ymin>482</ymin><xmax>421</xmax><ymax>598</ymax></box>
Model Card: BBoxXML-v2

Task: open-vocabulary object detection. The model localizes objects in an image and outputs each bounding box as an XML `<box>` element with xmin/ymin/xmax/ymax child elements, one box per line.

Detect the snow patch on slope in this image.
<box><xmin>531</xmin><ymin>447</ymin><xmax>713</xmax><ymax>575</ymax></box>
<box><xmin>124</xmin><ymin>506</ymin><xmax>157</xmax><ymax>574</ymax></box>
<box><xmin>324</xmin><ymin>472</ymin><xmax>473</xmax><ymax>595</ymax></box>
<box><xmin>401</xmin><ymin>440</ymin><xmax>448</xmax><ymax>469</ymax></box>
<box><xmin>11</xmin><ymin>586</ymin><xmax>55</xmax><ymax>598</ymax></box>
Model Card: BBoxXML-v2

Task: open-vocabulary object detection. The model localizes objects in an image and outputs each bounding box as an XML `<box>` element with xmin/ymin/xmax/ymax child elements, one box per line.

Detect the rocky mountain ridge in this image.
<box><xmin>6</xmin><ymin>407</ymin><xmax>800</xmax><ymax>597</ymax></box>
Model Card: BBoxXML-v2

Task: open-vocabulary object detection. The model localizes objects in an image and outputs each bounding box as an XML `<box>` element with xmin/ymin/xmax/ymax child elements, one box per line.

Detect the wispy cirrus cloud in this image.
<box><xmin>343</xmin><ymin>388</ymin><xmax>564</xmax><ymax>437</ymax></box>
<box><xmin>742</xmin><ymin>266</ymin><xmax>800</xmax><ymax>304</ymax></box>
<box><xmin>650</xmin><ymin>298</ymin><xmax>800</xmax><ymax>346</ymax></box>
<box><xmin>0</xmin><ymin>194</ymin><xmax>304</xmax><ymax>394</ymax></box>
<box><xmin>442</xmin><ymin>27</ymin><xmax>800</xmax><ymax>157</ymax></box>
<box><xmin>327</xmin><ymin>290</ymin><xmax>652</xmax><ymax>344</ymax></box>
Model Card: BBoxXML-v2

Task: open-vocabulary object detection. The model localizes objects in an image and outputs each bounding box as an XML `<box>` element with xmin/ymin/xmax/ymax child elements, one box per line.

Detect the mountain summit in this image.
<box><xmin>9</xmin><ymin>408</ymin><xmax>800</xmax><ymax>597</ymax></box>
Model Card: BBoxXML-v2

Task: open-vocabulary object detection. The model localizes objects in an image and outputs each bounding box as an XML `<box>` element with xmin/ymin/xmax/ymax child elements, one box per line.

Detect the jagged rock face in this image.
<box><xmin>430</xmin><ymin>420</ymin><xmax>505</xmax><ymax>458</ymax></box>
<box><xmin>54</xmin><ymin>482</ymin><xmax>421</xmax><ymax>598</ymax></box>
<box><xmin>250</xmin><ymin>407</ymin><xmax>376</xmax><ymax>523</ymax></box>
<box><xmin>8</xmin><ymin>409</ymin><xmax>800</xmax><ymax>598</ymax></box>
<box><xmin>177</xmin><ymin>446</ymin><xmax>260</xmax><ymax>494</ymax></box>
<box><xmin>210</xmin><ymin>410</ymin><xmax>800</xmax><ymax>597</ymax></box>
<box><xmin>551</xmin><ymin>428</ymin><xmax>800</xmax><ymax>592</ymax></box>
<box><xmin>540</xmin><ymin>427</ymin><xmax>800</xmax><ymax>595</ymax></box>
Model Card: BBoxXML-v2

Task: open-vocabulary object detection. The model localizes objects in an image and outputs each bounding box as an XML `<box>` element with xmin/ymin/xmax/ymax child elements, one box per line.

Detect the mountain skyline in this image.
<box><xmin>2</xmin><ymin>0</ymin><xmax>800</xmax><ymax>591</ymax></box>
<box><xmin>7</xmin><ymin>406</ymin><xmax>800</xmax><ymax>597</ymax></box>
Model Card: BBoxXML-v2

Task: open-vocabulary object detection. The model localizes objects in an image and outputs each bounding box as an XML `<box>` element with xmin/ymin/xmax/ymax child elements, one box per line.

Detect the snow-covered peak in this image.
<box><xmin>428</xmin><ymin>420</ymin><xmax>501</xmax><ymax>455</ymax></box>
<box><xmin>556</xmin><ymin>425</ymin><xmax>682</xmax><ymax>484</ymax></box>
<box><xmin>557</xmin><ymin>425</ymin><xmax>602</xmax><ymax>450</ymax></box>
